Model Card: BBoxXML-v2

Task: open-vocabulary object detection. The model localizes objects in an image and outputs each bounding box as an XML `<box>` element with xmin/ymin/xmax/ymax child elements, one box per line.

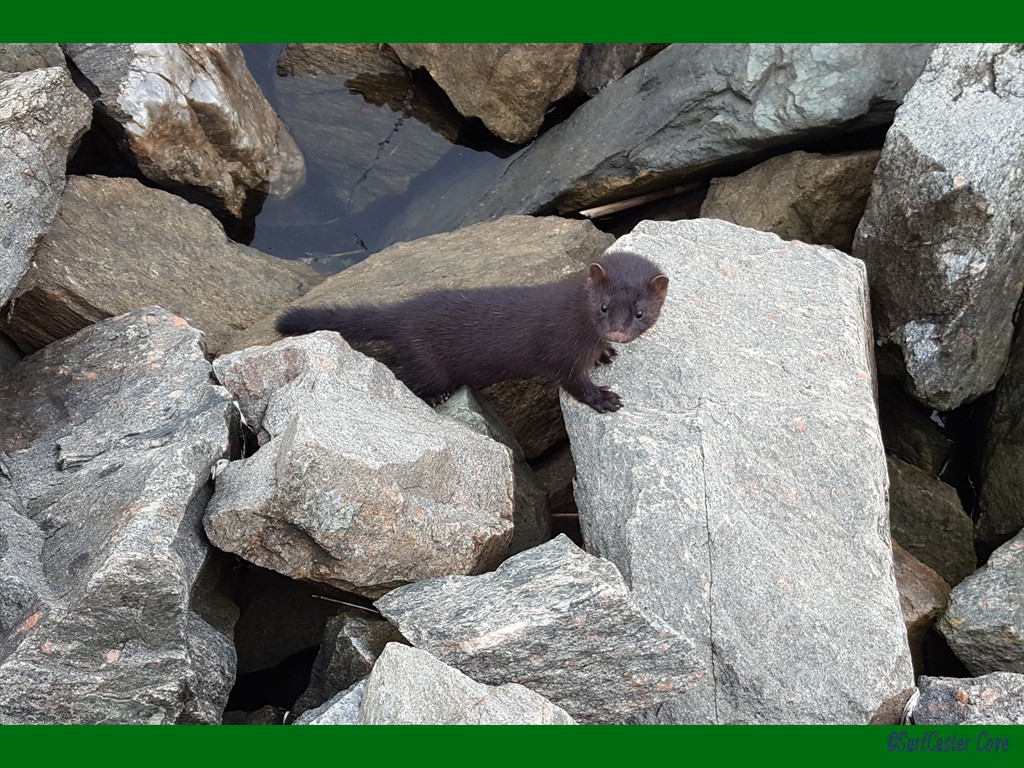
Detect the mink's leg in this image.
<box><xmin>394</xmin><ymin>355</ymin><xmax>453</xmax><ymax>407</ymax></box>
<box><xmin>596</xmin><ymin>345</ymin><xmax>618</xmax><ymax>366</ymax></box>
<box><xmin>561</xmin><ymin>374</ymin><xmax>622</xmax><ymax>413</ymax></box>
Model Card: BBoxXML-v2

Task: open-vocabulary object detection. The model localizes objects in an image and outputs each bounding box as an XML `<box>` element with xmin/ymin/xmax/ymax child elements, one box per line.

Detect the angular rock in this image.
<box><xmin>462</xmin><ymin>43</ymin><xmax>932</xmax><ymax>221</ymax></box>
<box><xmin>0</xmin><ymin>44</ymin><xmax>66</xmax><ymax>72</ymax></box>
<box><xmin>701</xmin><ymin>150</ymin><xmax>880</xmax><ymax>253</ymax></box>
<box><xmin>0</xmin><ymin>175</ymin><xmax>322</xmax><ymax>355</ymax></box>
<box><xmin>915</xmin><ymin>673</ymin><xmax>1024</xmax><ymax>726</ymax></box>
<box><xmin>437</xmin><ymin>387</ymin><xmax>551</xmax><ymax>556</ymax></box>
<box><xmin>887</xmin><ymin>456</ymin><xmax>976</xmax><ymax>586</ymax></box>
<box><xmin>294</xmin><ymin>679</ymin><xmax>367</xmax><ymax>725</ymax></box>
<box><xmin>391</xmin><ymin>44</ymin><xmax>582</xmax><ymax>143</ymax></box>
<box><xmin>375</xmin><ymin>535</ymin><xmax>702</xmax><ymax>725</ymax></box>
<box><xmin>226</xmin><ymin>215</ymin><xmax>614</xmax><ymax>458</ymax></box>
<box><xmin>575</xmin><ymin>44</ymin><xmax>647</xmax><ymax>96</ymax></box>
<box><xmin>0</xmin><ymin>308</ymin><xmax>238</xmax><ymax>724</ymax></box>
<box><xmin>204</xmin><ymin>331</ymin><xmax>514</xmax><ymax>598</ymax></box>
<box><xmin>293</xmin><ymin>613</ymin><xmax>405</xmax><ymax>715</ymax></box>
<box><xmin>62</xmin><ymin>43</ymin><xmax>305</xmax><ymax>221</ymax></box>
<box><xmin>0</xmin><ymin>66</ymin><xmax>91</xmax><ymax>306</ymax></box>
<box><xmin>853</xmin><ymin>44</ymin><xmax>1024</xmax><ymax>411</ymax></box>
<box><xmin>357</xmin><ymin>643</ymin><xmax>576</xmax><ymax>725</ymax></box>
<box><xmin>978</xmin><ymin>313</ymin><xmax>1024</xmax><ymax>550</ymax></box>
<box><xmin>272</xmin><ymin>44</ymin><xmax>458</xmax><ymax>219</ymax></box>
<box><xmin>938</xmin><ymin>530</ymin><xmax>1024</xmax><ymax>675</ymax></box>
<box><xmin>564</xmin><ymin>219</ymin><xmax>914</xmax><ymax>723</ymax></box>
<box><xmin>892</xmin><ymin>542</ymin><xmax>951</xmax><ymax>676</ymax></box>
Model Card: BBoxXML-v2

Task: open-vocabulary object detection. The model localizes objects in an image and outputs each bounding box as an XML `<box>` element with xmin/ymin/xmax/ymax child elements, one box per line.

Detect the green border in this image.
<box><xmin>1</xmin><ymin>724</ymin><xmax>1020</xmax><ymax>760</ymax></box>
<box><xmin>2</xmin><ymin>0</ymin><xmax>1017</xmax><ymax>41</ymax></box>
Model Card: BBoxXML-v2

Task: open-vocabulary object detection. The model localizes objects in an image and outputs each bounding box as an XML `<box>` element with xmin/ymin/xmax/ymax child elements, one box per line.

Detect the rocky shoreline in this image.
<box><xmin>1</xmin><ymin>43</ymin><xmax>1021</xmax><ymax>725</ymax></box>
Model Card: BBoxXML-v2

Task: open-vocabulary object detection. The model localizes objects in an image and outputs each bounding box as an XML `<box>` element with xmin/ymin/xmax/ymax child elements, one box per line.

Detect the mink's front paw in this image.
<box><xmin>423</xmin><ymin>391</ymin><xmax>452</xmax><ymax>406</ymax></box>
<box><xmin>597</xmin><ymin>346</ymin><xmax>618</xmax><ymax>366</ymax></box>
<box><xmin>585</xmin><ymin>385</ymin><xmax>622</xmax><ymax>413</ymax></box>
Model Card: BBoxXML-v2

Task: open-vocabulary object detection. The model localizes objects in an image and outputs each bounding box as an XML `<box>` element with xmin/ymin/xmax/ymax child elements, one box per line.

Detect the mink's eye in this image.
<box><xmin>600</xmin><ymin>303</ymin><xmax>608</xmax><ymax>313</ymax></box>
<box><xmin>635</xmin><ymin>309</ymin><xmax>644</xmax><ymax>319</ymax></box>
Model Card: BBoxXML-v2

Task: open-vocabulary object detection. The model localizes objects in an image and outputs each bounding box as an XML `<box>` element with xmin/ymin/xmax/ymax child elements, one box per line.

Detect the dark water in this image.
<box><xmin>241</xmin><ymin>44</ymin><xmax>522</xmax><ymax>275</ymax></box>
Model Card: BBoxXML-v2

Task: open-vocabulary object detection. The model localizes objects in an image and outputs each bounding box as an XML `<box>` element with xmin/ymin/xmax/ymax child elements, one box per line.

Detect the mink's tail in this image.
<box><xmin>275</xmin><ymin>304</ymin><xmax>395</xmax><ymax>344</ymax></box>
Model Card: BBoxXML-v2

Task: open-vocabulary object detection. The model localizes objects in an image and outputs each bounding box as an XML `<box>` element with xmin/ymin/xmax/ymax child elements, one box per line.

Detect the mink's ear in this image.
<box><xmin>647</xmin><ymin>274</ymin><xmax>670</xmax><ymax>302</ymax></box>
<box><xmin>588</xmin><ymin>263</ymin><xmax>609</xmax><ymax>286</ymax></box>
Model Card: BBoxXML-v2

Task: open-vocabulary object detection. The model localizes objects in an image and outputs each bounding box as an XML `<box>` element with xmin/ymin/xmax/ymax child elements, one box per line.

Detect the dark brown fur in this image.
<box><xmin>276</xmin><ymin>250</ymin><xmax>669</xmax><ymax>412</ymax></box>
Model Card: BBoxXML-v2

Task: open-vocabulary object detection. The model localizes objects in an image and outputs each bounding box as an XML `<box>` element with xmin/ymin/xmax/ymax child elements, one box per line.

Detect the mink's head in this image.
<box><xmin>586</xmin><ymin>250</ymin><xmax>669</xmax><ymax>344</ymax></box>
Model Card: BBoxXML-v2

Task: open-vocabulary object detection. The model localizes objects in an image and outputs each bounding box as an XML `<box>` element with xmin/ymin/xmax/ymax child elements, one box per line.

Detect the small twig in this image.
<box><xmin>577</xmin><ymin>183</ymin><xmax>699</xmax><ymax>219</ymax></box>
<box><xmin>311</xmin><ymin>594</ymin><xmax>381</xmax><ymax>614</ymax></box>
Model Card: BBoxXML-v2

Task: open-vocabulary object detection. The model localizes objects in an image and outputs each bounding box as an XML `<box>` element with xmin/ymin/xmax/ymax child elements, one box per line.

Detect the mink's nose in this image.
<box><xmin>605</xmin><ymin>330</ymin><xmax>631</xmax><ymax>343</ymax></box>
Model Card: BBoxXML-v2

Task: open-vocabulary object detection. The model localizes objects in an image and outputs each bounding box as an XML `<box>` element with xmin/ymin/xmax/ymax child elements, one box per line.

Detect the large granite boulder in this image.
<box><xmin>0</xmin><ymin>175</ymin><xmax>322</xmax><ymax>355</ymax></box>
<box><xmin>938</xmin><ymin>530</ymin><xmax>1024</xmax><ymax>676</ymax></box>
<box><xmin>62</xmin><ymin>44</ymin><xmax>305</xmax><ymax>222</ymax></box>
<box><xmin>204</xmin><ymin>331</ymin><xmax>514</xmax><ymax>598</ymax></box>
<box><xmin>376</xmin><ymin>535</ymin><xmax>703</xmax><ymax>725</ymax></box>
<box><xmin>462</xmin><ymin>43</ymin><xmax>932</xmax><ymax>221</ymax></box>
<box><xmin>887</xmin><ymin>455</ymin><xmax>976</xmax><ymax>586</ymax></box>
<box><xmin>563</xmin><ymin>218</ymin><xmax>914</xmax><ymax>723</ymax></box>
<box><xmin>701</xmin><ymin>149</ymin><xmax>880</xmax><ymax>253</ymax></box>
<box><xmin>391</xmin><ymin>44</ymin><xmax>582</xmax><ymax>143</ymax></box>
<box><xmin>854</xmin><ymin>43</ymin><xmax>1024</xmax><ymax>410</ymax></box>
<box><xmin>0</xmin><ymin>308</ymin><xmax>238</xmax><ymax>724</ymax></box>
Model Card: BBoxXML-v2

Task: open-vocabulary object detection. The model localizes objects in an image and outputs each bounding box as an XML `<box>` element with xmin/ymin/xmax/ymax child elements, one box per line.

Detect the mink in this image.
<box><xmin>275</xmin><ymin>249</ymin><xmax>669</xmax><ymax>412</ymax></box>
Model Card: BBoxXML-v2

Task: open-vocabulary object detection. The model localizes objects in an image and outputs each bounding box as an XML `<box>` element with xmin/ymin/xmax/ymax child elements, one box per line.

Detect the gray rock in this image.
<box><xmin>391</xmin><ymin>44</ymin><xmax>582</xmax><ymax>143</ymax></box>
<box><xmin>892</xmin><ymin>542</ymin><xmax>951</xmax><ymax>677</ymax></box>
<box><xmin>978</xmin><ymin>310</ymin><xmax>1024</xmax><ymax>550</ymax></box>
<box><xmin>273</xmin><ymin>44</ymin><xmax>458</xmax><ymax>217</ymax></box>
<box><xmin>356</xmin><ymin>643</ymin><xmax>577</xmax><ymax>724</ymax></box>
<box><xmin>564</xmin><ymin>219</ymin><xmax>914</xmax><ymax>723</ymax></box>
<box><xmin>938</xmin><ymin>530</ymin><xmax>1024</xmax><ymax>675</ymax></box>
<box><xmin>915</xmin><ymin>673</ymin><xmax>1024</xmax><ymax>726</ymax></box>
<box><xmin>0</xmin><ymin>175</ymin><xmax>322</xmax><ymax>355</ymax></box>
<box><xmin>575</xmin><ymin>44</ymin><xmax>647</xmax><ymax>96</ymax></box>
<box><xmin>0</xmin><ymin>308</ymin><xmax>238</xmax><ymax>724</ymax></box>
<box><xmin>293</xmin><ymin>613</ymin><xmax>405</xmax><ymax>715</ymax></box>
<box><xmin>853</xmin><ymin>44</ymin><xmax>1024</xmax><ymax>411</ymax></box>
<box><xmin>701</xmin><ymin>150</ymin><xmax>880</xmax><ymax>253</ymax></box>
<box><xmin>61</xmin><ymin>43</ymin><xmax>305</xmax><ymax>220</ymax></box>
<box><xmin>375</xmin><ymin>535</ymin><xmax>703</xmax><ymax>725</ymax></box>
<box><xmin>462</xmin><ymin>43</ymin><xmax>932</xmax><ymax>221</ymax></box>
<box><xmin>887</xmin><ymin>456</ymin><xmax>976</xmax><ymax>586</ymax></box>
<box><xmin>437</xmin><ymin>387</ymin><xmax>551</xmax><ymax>556</ymax></box>
<box><xmin>0</xmin><ymin>67</ymin><xmax>91</xmax><ymax>306</ymax></box>
<box><xmin>204</xmin><ymin>331</ymin><xmax>514</xmax><ymax>598</ymax></box>
<box><xmin>0</xmin><ymin>44</ymin><xmax>66</xmax><ymax>72</ymax></box>
<box><xmin>226</xmin><ymin>215</ymin><xmax>613</xmax><ymax>459</ymax></box>
<box><xmin>294</xmin><ymin>678</ymin><xmax>367</xmax><ymax>725</ymax></box>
